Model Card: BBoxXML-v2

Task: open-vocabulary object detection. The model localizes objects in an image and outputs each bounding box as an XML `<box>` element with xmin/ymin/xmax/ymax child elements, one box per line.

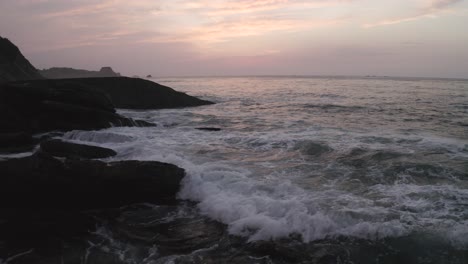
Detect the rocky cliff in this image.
<box><xmin>0</xmin><ymin>36</ymin><xmax>43</xmax><ymax>83</ymax></box>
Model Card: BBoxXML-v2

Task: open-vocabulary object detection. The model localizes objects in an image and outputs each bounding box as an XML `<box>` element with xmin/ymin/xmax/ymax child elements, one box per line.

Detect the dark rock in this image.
<box><xmin>39</xmin><ymin>66</ymin><xmax>121</xmax><ymax>79</ymax></box>
<box><xmin>96</xmin><ymin>66</ymin><xmax>120</xmax><ymax>77</ymax></box>
<box><xmin>0</xmin><ymin>152</ymin><xmax>185</xmax><ymax>208</ymax></box>
<box><xmin>0</xmin><ymin>203</ymin><xmax>227</xmax><ymax>264</ymax></box>
<box><xmin>4</xmin><ymin>80</ymin><xmax>116</xmax><ymax>112</ymax></box>
<box><xmin>0</xmin><ymin>209</ymin><xmax>95</xmax><ymax>256</ymax></box>
<box><xmin>0</xmin><ymin>36</ymin><xmax>43</xmax><ymax>83</ymax></box>
<box><xmin>13</xmin><ymin>77</ymin><xmax>214</xmax><ymax>110</ymax></box>
<box><xmin>40</xmin><ymin>139</ymin><xmax>117</xmax><ymax>159</ymax></box>
<box><xmin>0</xmin><ymin>132</ymin><xmax>36</xmax><ymax>153</ymax></box>
<box><xmin>196</xmin><ymin>127</ymin><xmax>222</xmax><ymax>131</ymax></box>
<box><xmin>0</xmin><ymin>81</ymin><xmax>154</xmax><ymax>133</ymax></box>
<box><xmin>146</xmin><ymin>74</ymin><xmax>152</xmax><ymax>78</ymax></box>
<box><xmin>31</xmin><ymin>77</ymin><xmax>215</xmax><ymax>109</ymax></box>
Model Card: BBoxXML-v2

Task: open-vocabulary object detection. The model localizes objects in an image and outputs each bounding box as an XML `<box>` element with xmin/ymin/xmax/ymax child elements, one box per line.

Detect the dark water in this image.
<box><xmin>5</xmin><ymin>76</ymin><xmax>466</xmax><ymax>263</ymax></box>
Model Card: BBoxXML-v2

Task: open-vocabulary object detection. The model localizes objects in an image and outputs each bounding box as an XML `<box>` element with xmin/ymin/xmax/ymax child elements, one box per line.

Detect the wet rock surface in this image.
<box><xmin>40</xmin><ymin>139</ymin><xmax>117</xmax><ymax>159</ymax></box>
<box><xmin>0</xmin><ymin>152</ymin><xmax>185</xmax><ymax>208</ymax></box>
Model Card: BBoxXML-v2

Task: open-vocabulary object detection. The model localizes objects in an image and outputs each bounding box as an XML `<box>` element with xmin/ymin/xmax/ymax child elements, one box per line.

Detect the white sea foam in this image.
<box><xmin>53</xmin><ymin>76</ymin><xmax>468</xmax><ymax>247</ymax></box>
<box><xmin>178</xmin><ymin>163</ymin><xmax>411</xmax><ymax>242</ymax></box>
<box><xmin>62</xmin><ymin>123</ymin><xmax>468</xmax><ymax>246</ymax></box>
<box><xmin>0</xmin><ymin>150</ymin><xmax>35</xmax><ymax>160</ymax></box>
<box><xmin>179</xmin><ymin>162</ymin><xmax>466</xmax><ymax>244</ymax></box>
<box><xmin>62</xmin><ymin>130</ymin><xmax>135</xmax><ymax>144</ymax></box>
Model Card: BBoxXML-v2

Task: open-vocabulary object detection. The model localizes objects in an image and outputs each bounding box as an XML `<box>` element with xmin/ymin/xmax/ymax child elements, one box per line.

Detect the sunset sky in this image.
<box><xmin>1</xmin><ymin>0</ymin><xmax>467</xmax><ymax>78</ymax></box>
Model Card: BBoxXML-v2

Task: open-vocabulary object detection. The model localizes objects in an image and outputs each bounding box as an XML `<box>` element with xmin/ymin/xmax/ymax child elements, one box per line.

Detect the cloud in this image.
<box><xmin>363</xmin><ymin>0</ymin><xmax>464</xmax><ymax>27</ymax></box>
<box><xmin>183</xmin><ymin>16</ymin><xmax>345</xmax><ymax>44</ymax></box>
<box><xmin>429</xmin><ymin>0</ymin><xmax>463</xmax><ymax>9</ymax></box>
<box><xmin>153</xmin><ymin>0</ymin><xmax>351</xmax><ymax>46</ymax></box>
<box><xmin>363</xmin><ymin>14</ymin><xmax>435</xmax><ymax>28</ymax></box>
<box><xmin>39</xmin><ymin>1</ymin><xmax>116</xmax><ymax>18</ymax></box>
<box><xmin>178</xmin><ymin>0</ymin><xmax>351</xmax><ymax>16</ymax></box>
<box><xmin>24</xmin><ymin>0</ymin><xmax>349</xmax><ymax>48</ymax></box>
<box><xmin>2</xmin><ymin>0</ymin><xmax>466</xmax><ymax>77</ymax></box>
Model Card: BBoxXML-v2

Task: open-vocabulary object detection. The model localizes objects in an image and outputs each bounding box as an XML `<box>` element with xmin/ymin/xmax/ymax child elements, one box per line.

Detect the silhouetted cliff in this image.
<box><xmin>0</xmin><ymin>36</ymin><xmax>43</xmax><ymax>83</ymax></box>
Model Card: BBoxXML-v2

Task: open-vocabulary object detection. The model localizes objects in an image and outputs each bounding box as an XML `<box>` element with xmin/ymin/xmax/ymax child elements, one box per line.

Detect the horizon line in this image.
<box><xmin>146</xmin><ymin>74</ymin><xmax>468</xmax><ymax>81</ymax></box>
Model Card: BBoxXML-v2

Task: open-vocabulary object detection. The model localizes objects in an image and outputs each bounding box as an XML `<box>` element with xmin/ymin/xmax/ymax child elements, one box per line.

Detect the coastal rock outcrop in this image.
<box><xmin>14</xmin><ymin>77</ymin><xmax>214</xmax><ymax>110</ymax></box>
<box><xmin>43</xmin><ymin>77</ymin><xmax>215</xmax><ymax>109</ymax></box>
<box><xmin>0</xmin><ymin>152</ymin><xmax>185</xmax><ymax>208</ymax></box>
<box><xmin>0</xmin><ymin>80</ymin><xmax>155</xmax><ymax>133</ymax></box>
<box><xmin>1</xmin><ymin>37</ymin><xmax>213</xmax><ymax>111</ymax></box>
<box><xmin>0</xmin><ymin>36</ymin><xmax>222</xmax><ymax>264</ymax></box>
<box><xmin>0</xmin><ymin>36</ymin><xmax>43</xmax><ymax>83</ymax></box>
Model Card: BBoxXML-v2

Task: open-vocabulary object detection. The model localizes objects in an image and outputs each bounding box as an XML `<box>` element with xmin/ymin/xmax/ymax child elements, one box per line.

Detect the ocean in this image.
<box><xmin>62</xmin><ymin>76</ymin><xmax>467</xmax><ymax>263</ymax></box>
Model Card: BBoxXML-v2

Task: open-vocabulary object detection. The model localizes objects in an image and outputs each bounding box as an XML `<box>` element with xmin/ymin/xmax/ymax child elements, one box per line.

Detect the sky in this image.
<box><xmin>1</xmin><ymin>0</ymin><xmax>468</xmax><ymax>78</ymax></box>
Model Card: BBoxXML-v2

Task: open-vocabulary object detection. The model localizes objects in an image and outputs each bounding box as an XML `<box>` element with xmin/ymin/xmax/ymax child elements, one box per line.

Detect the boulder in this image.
<box><xmin>0</xmin><ymin>81</ymin><xmax>155</xmax><ymax>133</ymax></box>
<box><xmin>0</xmin><ymin>152</ymin><xmax>185</xmax><ymax>208</ymax></box>
<box><xmin>40</xmin><ymin>139</ymin><xmax>117</xmax><ymax>159</ymax></box>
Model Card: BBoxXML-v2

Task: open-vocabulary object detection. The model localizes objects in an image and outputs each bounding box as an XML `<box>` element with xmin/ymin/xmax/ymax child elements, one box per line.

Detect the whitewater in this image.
<box><xmin>57</xmin><ymin>76</ymin><xmax>467</xmax><ymax>262</ymax></box>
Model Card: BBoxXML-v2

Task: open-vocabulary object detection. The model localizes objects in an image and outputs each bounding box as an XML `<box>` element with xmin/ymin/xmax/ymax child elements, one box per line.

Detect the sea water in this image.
<box><xmin>62</xmin><ymin>76</ymin><xmax>468</xmax><ymax>262</ymax></box>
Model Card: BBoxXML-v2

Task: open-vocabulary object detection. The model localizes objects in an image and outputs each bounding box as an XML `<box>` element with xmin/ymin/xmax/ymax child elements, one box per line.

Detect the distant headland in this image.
<box><xmin>40</xmin><ymin>66</ymin><xmax>121</xmax><ymax>79</ymax></box>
